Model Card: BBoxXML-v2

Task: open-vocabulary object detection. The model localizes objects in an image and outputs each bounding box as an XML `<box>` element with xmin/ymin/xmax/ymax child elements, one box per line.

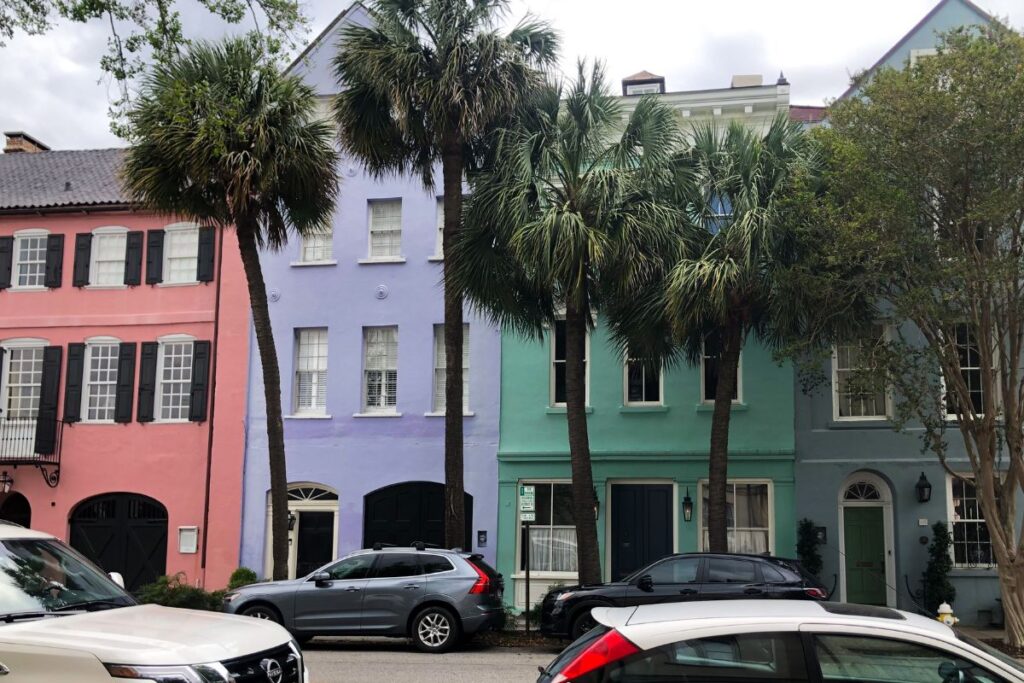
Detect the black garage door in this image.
<box><xmin>69</xmin><ymin>493</ymin><xmax>168</xmax><ymax>592</ymax></box>
<box><xmin>363</xmin><ymin>482</ymin><xmax>472</xmax><ymax>549</ymax></box>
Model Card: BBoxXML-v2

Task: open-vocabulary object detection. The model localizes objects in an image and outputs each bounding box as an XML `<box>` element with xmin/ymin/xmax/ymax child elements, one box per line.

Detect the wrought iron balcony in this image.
<box><xmin>0</xmin><ymin>416</ymin><xmax>62</xmax><ymax>487</ymax></box>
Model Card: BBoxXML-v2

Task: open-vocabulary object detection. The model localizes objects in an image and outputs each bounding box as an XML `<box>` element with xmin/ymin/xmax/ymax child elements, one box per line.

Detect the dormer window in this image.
<box><xmin>621</xmin><ymin>70</ymin><xmax>666</xmax><ymax>96</ymax></box>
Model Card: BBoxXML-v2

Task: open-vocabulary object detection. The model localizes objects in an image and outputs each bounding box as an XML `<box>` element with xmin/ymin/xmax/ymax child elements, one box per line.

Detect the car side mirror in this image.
<box><xmin>637</xmin><ymin>575</ymin><xmax>654</xmax><ymax>592</ymax></box>
<box><xmin>938</xmin><ymin>661</ymin><xmax>964</xmax><ymax>683</ymax></box>
<box><xmin>108</xmin><ymin>572</ymin><xmax>125</xmax><ymax>588</ymax></box>
<box><xmin>311</xmin><ymin>571</ymin><xmax>331</xmax><ymax>586</ymax></box>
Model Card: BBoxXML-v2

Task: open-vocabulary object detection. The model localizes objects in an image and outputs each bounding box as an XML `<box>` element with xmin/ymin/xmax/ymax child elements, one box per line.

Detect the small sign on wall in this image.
<box><xmin>178</xmin><ymin>526</ymin><xmax>199</xmax><ymax>554</ymax></box>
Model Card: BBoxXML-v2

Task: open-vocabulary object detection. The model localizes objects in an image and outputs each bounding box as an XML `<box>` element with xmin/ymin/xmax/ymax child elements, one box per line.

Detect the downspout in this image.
<box><xmin>200</xmin><ymin>225</ymin><xmax>226</xmax><ymax>584</ymax></box>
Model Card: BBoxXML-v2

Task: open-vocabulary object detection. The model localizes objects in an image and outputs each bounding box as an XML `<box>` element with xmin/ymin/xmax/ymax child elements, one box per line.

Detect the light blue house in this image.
<box><xmin>239</xmin><ymin>3</ymin><xmax>500</xmax><ymax>579</ymax></box>
<box><xmin>795</xmin><ymin>0</ymin><xmax>1002</xmax><ymax>625</ymax></box>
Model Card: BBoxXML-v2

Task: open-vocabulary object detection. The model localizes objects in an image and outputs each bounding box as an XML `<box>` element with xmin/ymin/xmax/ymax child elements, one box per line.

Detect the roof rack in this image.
<box><xmin>411</xmin><ymin>541</ymin><xmax>440</xmax><ymax>551</ymax></box>
<box><xmin>371</xmin><ymin>542</ymin><xmax>396</xmax><ymax>551</ymax></box>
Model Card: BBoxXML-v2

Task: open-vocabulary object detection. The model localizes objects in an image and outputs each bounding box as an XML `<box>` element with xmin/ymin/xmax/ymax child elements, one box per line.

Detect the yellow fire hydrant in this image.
<box><xmin>937</xmin><ymin>602</ymin><xmax>960</xmax><ymax>627</ymax></box>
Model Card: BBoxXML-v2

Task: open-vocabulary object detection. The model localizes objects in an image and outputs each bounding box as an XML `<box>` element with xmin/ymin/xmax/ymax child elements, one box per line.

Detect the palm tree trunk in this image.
<box><xmin>441</xmin><ymin>145</ymin><xmax>466</xmax><ymax>550</ymax></box>
<box><xmin>236</xmin><ymin>221</ymin><xmax>290</xmax><ymax>580</ymax></box>
<box><xmin>707</xmin><ymin>322</ymin><xmax>743</xmax><ymax>553</ymax></box>
<box><xmin>565</xmin><ymin>300</ymin><xmax>602</xmax><ymax>584</ymax></box>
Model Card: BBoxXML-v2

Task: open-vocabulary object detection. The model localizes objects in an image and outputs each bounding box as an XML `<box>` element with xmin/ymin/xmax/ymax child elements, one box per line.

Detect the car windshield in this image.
<box><xmin>956</xmin><ymin>631</ymin><xmax>1024</xmax><ymax>676</ymax></box>
<box><xmin>0</xmin><ymin>538</ymin><xmax>134</xmax><ymax>618</ymax></box>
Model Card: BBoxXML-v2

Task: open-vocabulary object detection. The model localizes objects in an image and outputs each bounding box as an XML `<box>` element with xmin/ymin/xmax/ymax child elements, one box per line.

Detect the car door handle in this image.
<box><xmin>403</xmin><ymin>584</ymin><xmax>420</xmax><ymax>590</ymax></box>
<box><xmin>679</xmin><ymin>588</ymin><xmax>698</xmax><ymax>595</ymax></box>
<box><xmin>345</xmin><ymin>586</ymin><xmax>361</xmax><ymax>592</ymax></box>
<box><xmin>744</xmin><ymin>587</ymin><xmax>764</xmax><ymax>594</ymax></box>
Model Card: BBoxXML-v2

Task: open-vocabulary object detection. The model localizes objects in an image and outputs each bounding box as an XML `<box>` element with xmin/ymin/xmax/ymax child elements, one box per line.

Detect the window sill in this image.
<box><xmin>150</xmin><ymin>419</ymin><xmax>192</xmax><ymax>424</ymax></box>
<box><xmin>620</xmin><ymin>404</ymin><xmax>669</xmax><ymax>413</ymax></box>
<box><xmin>353</xmin><ymin>412</ymin><xmax>403</xmax><ymax>418</ymax></box>
<box><xmin>428</xmin><ymin>255</ymin><xmax>444</xmax><ymax>262</ymax></box>
<box><xmin>545</xmin><ymin>406</ymin><xmax>594</xmax><ymax>415</ymax></box>
<box><xmin>156</xmin><ymin>281</ymin><xmax>200</xmax><ymax>288</ymax></box>
<box><xmin>85</xmin><ymin>284</ymin><xmax>128</xmax><ymax>290</ymax></box>
<box><xmin>695</xmin><ymin>402</ymin><xmax>748</xmax><ymax>413</ymax></box>
<box><xmin>951</xmin><ymin>567</ymin><xmax>999</xmax><ymax>577</ymax></box>
<box><xmin>357</xmin><ymin>257</ymin><xmax>406</xmax><ymax>265</ymax></box>
<box><xmin>7</xmin><ymin>286</ymin><xmax>47</xmax><ymax>293</ymax></box>
<box><xmin>77</xmin><ymin>420</ymin><xmax>117</xmax><ymax>425</ymax></box>
<box><xmin>290</xmin><ymin>260</ymin><xmax>338</xmax><ymax>268</ymax></box>
<box><xmin>827</xmin><ymin>418</ymin><xmax>891</xmax><ymax>429</ymax></box>
<box><xmin>285</xmin><ymin>414</ymin><xmax>332</xmax><ymax>420</ymax></box>
<box><xmin>424</xmin><ymin>411</ymin><xmax>475</xmax><ymax>417</ymax></box>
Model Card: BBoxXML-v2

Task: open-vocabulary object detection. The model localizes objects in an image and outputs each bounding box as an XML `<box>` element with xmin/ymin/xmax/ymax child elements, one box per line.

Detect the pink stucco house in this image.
<box><xmin>0</xmin><ymin>132</ymin><xmax>249</xmax><ymax>590</ymax></box>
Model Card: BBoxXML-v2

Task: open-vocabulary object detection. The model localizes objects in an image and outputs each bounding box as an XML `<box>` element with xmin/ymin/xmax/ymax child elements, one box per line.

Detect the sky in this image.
<box><xmin>1</xmin><ymin>0</ymin><xmax>1020</xmax><ymax>150</ymax></box>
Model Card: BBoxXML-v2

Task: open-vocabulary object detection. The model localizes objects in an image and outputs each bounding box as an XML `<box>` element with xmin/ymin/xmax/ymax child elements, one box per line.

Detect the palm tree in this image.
<box><xmin>332</xmin><ymin>0</ymin><xmax>558</xmax><ymax>550</ymax></box>
<box><xmin>452</xmin><ymin>62</ymin><xmax>681</xmax><ymax>585</ymax></box>
<box><xmin>608</xmin><ymin>114</ymin><xmax>816</xmax><ymax>552</ymax></box>
<box><xmin>122</xmin><ymin>36</ymin><xmax>339</xmax><ymax>580</ymax></box>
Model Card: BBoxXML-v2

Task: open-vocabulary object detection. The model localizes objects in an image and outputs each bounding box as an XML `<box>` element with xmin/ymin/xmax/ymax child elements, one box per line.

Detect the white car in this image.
<box><xmin>0</xmin><ymin>524</ymin><xmax>309</xmax><ymax>682</ymax></box>
<box><xmin>539</xmin><ymin>599</ymin><xmax>1024</xmax><ymax>683</ymax></box>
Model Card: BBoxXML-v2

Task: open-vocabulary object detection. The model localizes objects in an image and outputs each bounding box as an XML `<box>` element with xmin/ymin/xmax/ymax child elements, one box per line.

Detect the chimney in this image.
<box><xmin>730</xmin><ymin>74</ymin><xmax>763</xmax><ymax>88</ymax></box>
<box><xmin>3</xmin><ymin>131</ymin><xmax>51</xmax><ymax>153</ymax></box>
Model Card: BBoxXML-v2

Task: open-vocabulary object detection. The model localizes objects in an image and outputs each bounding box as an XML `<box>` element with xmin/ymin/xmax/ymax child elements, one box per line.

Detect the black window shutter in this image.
<box><xmin>0</xmin><ymin>236</ymin><xmax>12</xmax><ymax>290</ymax></box>
<box><xmin>63</xmin><ymin>343</ymin><xmax>86</xmax><ymax>423</ymax></box>
<box><xmin>33</xmin><ymin>346</ymin><xmax>62</xmax><ymax>455</ymax></box>
<box><xmin>188</xmin><ymin>340</ymin><xmax>212</xmax><ymax>422</ymax></box>
<box><xmin>44</xmin><ymin>234</ymin><xmax>64</xmax><ymax>288</ymax></box>
<box><xmin>145</xmin><ymin>230</ymin><xmax>164</xmax><ymax>284</ymax></box>
<box><xmin>124</xmin><ymin>232</ymin><xmax>144</xmax><ymax>286</ymax></box>
<box><xmin>137</xmin><ymin>341</ymin><xmax>159</xmax><ymax>422</ymax></box>
<box><xmin>197</xmin><ymin>227</ymin><xmax>215</xmax><ymax>282</ymax></box>
<box><xmin>114</xmin><ymin>342</ymin><xmax>137</xmax><ymax>423</ymax></box>
<box><xmin>72</xmin><ymin>233</ymin><xmax>92</xmax><ymax>287</ymax></box>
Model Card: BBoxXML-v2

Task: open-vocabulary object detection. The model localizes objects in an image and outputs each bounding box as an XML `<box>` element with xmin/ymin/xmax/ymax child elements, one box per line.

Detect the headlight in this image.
<box><xmin>105</xmin><ymin>662</ymin><xmax>231</xmax><ymax>682</ymax></box>
<box><xmin>221</xmin><ymin>592</ymin><xmax>240</xmax><ymax>603</ymax></box>
<box><xmin>555</xmin><ymin>591</ymin><xmax>576</xmax><ymax>602</ymax></box>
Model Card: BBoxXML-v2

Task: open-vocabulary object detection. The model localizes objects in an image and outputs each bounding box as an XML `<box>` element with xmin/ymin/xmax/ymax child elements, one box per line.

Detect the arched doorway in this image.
<box><xmin>265</xmin><ymin>483</ymin><xmax>339</xmax><ymax>580</ymax></box>
<box><xmin>69</xmin><ymin>493</ymin><xmax>167</xmax><ymax>592</ymax></box>
<box><xmin>363</xmin><ymin>481</ymin><xmax>473</xmax><ymax>550</ymax></box>
<box><xmin>838</xmin><ymin>472</ymin><xmax>896</xmax><ymax>607</ymax></box>
<box><xmin>0</xmin><ymin>493</ymin><xmax>31</xmax><ymax>528</ymax></box>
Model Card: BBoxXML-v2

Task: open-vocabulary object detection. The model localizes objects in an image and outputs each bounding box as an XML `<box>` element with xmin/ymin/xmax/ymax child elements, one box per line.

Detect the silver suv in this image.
<box><xmin>223</xmin><ymin>545</ymin><xmax>505</xmax><ymax>653</ymax></box>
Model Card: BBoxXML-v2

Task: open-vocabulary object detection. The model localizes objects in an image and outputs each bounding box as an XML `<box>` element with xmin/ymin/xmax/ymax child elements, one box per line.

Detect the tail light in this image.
<box><xmin>552</xmin><ymin>629</ymin><xmax>639</xmax><ymax>683</ymax></box>
<box><xmin>804</xmin><ymin>586</ymin><xmax>827</xmax><ymax>600</ymax></box>
<box><xmin>467</xmin><ymin>561</ymin><xmax>491</xmax><ymax>595</ymax></box>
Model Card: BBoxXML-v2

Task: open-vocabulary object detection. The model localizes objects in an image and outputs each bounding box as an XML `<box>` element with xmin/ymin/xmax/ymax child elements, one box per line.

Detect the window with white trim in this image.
<box><xmin>1</xmin><ymin>344</ymin><xmax>44</xmax><ymax>419</ymax></box>
<box><xmin>624</xmin><ymin>347</ymin><xmax>661</xmax><ymax>405</ymax></box>
<box><xmin>625</xmin><ymin>83</ymin><xmax>661</xmax><ymax>95</ymax></box>
<box><xmin>362</xmin><ymin>326</ymin><xmax>398</xmax><ymax>413</ymax></box>
<box><xmin>833</xmin><ymin>325</ymin><xmax>888</xmax><ymax>419</ymax></box>
<box><xmin>518</xmin><ymin>482</ymin><xmax>576</xmax><ymax>573</ymax></box>
<box><xmin>434</xmin><ymin>198</ymin><xmax>444</xmax><ymax>258</ymax></box>
<box><xmin>950</xmin><ymin>476</ymin><xmax>995</xmax><ymax>567</ymax></box>
<box><xmin>700</xmin><ymin>481</ymin><xmax>772</xmax><ymax>554</ymax></box>
<box><xmin>946</xmin><ymin>323</ymin><xmax>987</xmax><ymax>416</ymax></box>
<box><xmin>157</xmin><ymin>339</ymin><xmax>193</xmax><ymax>421</ymax></box>
<box><xmin>551</xmin><ymin>320</ymin><xmax>589</xmax><ymax>407</ymax></box>
<box><xmin>12</xmin><ymin>231</ymin><xmax>47</xmax><ymax>289</ymax></box>
<box><xmin>163</xmin><ymin>226</ymin><xmax>199</xmax><ymax>284</ymax></box>
<box><xmin>293</xmin><ymin>328</ymin><xmax>328</xmax><ymax>414</ymax></box>
<box><xmin>90</xmin><ymin>229</ymin><xmax>128</xmax><ymax>285</ymax></box>
<box><xmin>701</xmin><ymin>332</ymin><xmax>740</xmax><ymax>403</ymax></box>
<box><xmin>432</xmin><ymin>324</ymin><xmax>469</xmax><ymax>413</ymax></box>
<box><xmin>83</xmin><ymin>341</ymin><xmax>119</xmax><ymax>422</ymax></box>
<box><xmin>300</xmin><ymin>226</ymin><xmax>333</xmax><ymax>263</ymax></box>
<box><xmin>368</xmin><ymin>200</ymin><xmax>402</xmax><ymax>259</ymax></box>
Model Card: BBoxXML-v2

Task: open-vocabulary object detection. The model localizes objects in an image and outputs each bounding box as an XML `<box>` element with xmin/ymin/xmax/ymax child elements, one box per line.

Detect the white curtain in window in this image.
<box><xmin>528</xmin><ymin>527</ymin><xmax>577</xmax><ymax>573</ymax></box>
<box><xmin>369</xmin><ymin>200</ymin><xmax>402</xmax><ymax>258</ymax></box>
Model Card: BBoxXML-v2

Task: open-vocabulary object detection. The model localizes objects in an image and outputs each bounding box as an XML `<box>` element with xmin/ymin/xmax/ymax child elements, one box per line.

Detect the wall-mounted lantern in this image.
<box><xmin>593</xmin><ymin>487</ymin><xmax>600</xmax><ymax>520</ymax></box>
<box><xmin>682</xmin><ymin>488</ymin><xmax>694</xmax><ymax>522</ymax></box>
<box><xmin>916</xmin><ymin>472</ymin><xmax>932</xmax><ymax>503</ymax></box>
<box><xmin>0</xmin><ymin>472</ymin><xmax>13</xmax><ymax>495</ymax></box>
<box><xmin>287</xmin><ymin>512</ymin><xmax>297</xmax><ymax>531</ymax></box>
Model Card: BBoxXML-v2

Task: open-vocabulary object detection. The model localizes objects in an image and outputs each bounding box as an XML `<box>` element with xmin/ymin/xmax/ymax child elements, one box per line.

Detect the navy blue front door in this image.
<box><xmin>610</xmin><ymin>484</ymin><xmax>673</xmax><ymax>581</ymax></box>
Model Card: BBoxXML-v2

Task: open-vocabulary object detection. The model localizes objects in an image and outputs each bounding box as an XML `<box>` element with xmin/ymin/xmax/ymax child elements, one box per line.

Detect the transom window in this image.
<box><xmin>83</xmin><ymin>343</ymin><xmax>119</xmax><ymax>422</ymax></box>
<box><xmin>13</xmin><ymin>233</ymin><xmax>47</xmax><ymax>288</ymax></box>
<box><xmin>519</xmin><ymin>482</ymin><xmax>576</xmax><ymax>573</ymax></box>
<box><xmin>1</xmin><ymin>346</ymin><xmax>44</xmax><ymax>419</ymax></box>
<box><xmin>432</xmin><ymin>324</ymin><xmax>469</xmax><ymax>413</ymax></box>
<box><xmin>701</xmin><ymin>332</ymin><xmax>740</xmax><ymax>403</ymax></box>
<box><xmin>624</xmin><ymin>348</ymin><xmax>661</xmax><ymax>405</ymax></box>
<box><xmin>157</xmin><ymin>340</ymin><xmax>193</xmax><ymax>421</ymax></box>
<box><xmin>951</xmin><ymin>477</ymin><xmax>995</xmax><ymax>568</ymax></box>
<box><xmin>362</xmin><ymin>326</ymin><xmax>398</xmax><ymax>412</ymax></box>
<box><xmin>700</xmin><ymin>481</ymin><xmax>771</xmax><ymax>554</ymax></box>
<box><xmin>834</xmin><ymin>325</ymin><xmax>888</xmax><ymax>419</ymax></box>
<box><xmin>293</xmin><ymin>328</ymin><xmax>328</xmax><ymax>415</ymax></box>
<box><xmin>368</xmin><ymin>199</ymin><xmax>402</xmax><ymax>259</ymax></box>
<box><xmin>844</xmin><ymin>481</ymin><xmax>881</xmax><ymax>501</ymax></box>
<box><xmin>90</xmin><ymin>230</ymin><xmax>127</xmax><ymax>285</ymax></box>
<box><xmin>288</xmin><ymin>485</ymin><xmax>338</xmax><ymax>501</ymax></box>
<box><xmin>300</xmin><ymin>227</ymin><xmax>333</xmax><ymax>263</ymax></box>
<box><xmin>163</xmin><ymin>226</ymin><xmax>199</xmax><ymax>284</ymax></box>
<box><xmin>551</xmin><ymin>320</ymin><xmax>589</xmax><ymax>407</ymax></box>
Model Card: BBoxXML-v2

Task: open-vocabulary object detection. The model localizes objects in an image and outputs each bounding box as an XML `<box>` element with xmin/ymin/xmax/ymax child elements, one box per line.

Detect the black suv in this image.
<box><xmin>540</xmin><ymin>553</ymin><xmax>829</xmax><ymax>639</ymax></box>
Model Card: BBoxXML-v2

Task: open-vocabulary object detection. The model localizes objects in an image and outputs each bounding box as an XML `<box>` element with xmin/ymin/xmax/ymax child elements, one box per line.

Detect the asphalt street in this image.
<box><xmin>303</xmin><ymin>637</ymin><xmax>560</xmax><ymax>682</ymax></box>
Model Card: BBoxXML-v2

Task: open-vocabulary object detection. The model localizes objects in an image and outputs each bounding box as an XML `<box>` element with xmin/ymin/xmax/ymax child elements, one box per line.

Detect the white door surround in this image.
<box><xmin>837</xmin><ymin>470</ymin><xmax>897</xmax><ymax>607</ymax></box>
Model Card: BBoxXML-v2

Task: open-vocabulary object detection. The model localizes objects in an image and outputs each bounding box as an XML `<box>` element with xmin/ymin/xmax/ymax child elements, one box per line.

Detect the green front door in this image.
<box><xmin>844</xmin><ymin>506</ymin><xmax>887</xmax><ymax>605</ymax></box>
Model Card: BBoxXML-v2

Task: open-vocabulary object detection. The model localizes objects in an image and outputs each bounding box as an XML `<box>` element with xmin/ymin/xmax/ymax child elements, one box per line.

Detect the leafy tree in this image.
<box><xmin>922</xmin><ymin>522</ymin><xmax>956</xmax><ymax>614</ymax></box>
<box><xmin>817</xmin><ymin>24</ymin><xmax>1024</xmax><ymax>646</ymax></box>
<box><xmin>453</xmin><ymin>62</ymin><xmax>681</xmax><ymax>584</ymax></box>
<box><xmin>122</xmin><ymin>36</ymin><xmax>338</xmax><ymax>580</ymax></box>
<box><xmin>796</xmin><ymin>518</ymin><xmax>823</xmax><ymax>578</ymax></box>
<box><xmin>332</xmin><ymin>0</ymin><xmax>557</xmax><ymax>550</ymax></box>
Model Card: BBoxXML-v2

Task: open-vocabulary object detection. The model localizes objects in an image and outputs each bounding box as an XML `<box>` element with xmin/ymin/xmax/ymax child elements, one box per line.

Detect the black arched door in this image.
<box><xmin>363</xmin><ymin>482</ymin><xmax>472</xmax><ymax>549</ymax></box>
<box><xmin>0</xmin><ymin>493</ymin><xmax>31</xmax><ymax>528</ymax></box>
<box><xmin>69</xmin><ymin>493</ymin><xmax>167</xmax><ymax>592</ymax></box>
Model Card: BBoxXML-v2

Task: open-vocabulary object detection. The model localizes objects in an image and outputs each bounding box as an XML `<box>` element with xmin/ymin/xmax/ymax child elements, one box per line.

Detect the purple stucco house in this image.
<box><xmin>238</xmin><ymin>3</ymin><xmax>500</xmax><ymax>578</ymax></box>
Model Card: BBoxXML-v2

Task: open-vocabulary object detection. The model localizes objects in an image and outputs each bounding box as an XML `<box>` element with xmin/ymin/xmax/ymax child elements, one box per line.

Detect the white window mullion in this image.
<box><xmin>432</xmin><ymin>324</ymin><xmax>470</xmax><ymax>413</ymax></box>
<box><xmin>90</xmin><ymin>230</ymin><xmax>128</xmax><ymax>286</ymax></box>
<box><xmin>164</xmin><ymin>226</ymin><xmax>199</xmax><ymax>284</ymax></box>
<box><xmin>294</xmin><ymin>328</ymin><xmax>328</xmax><ymax>414</ymax></box>
<box><xmin>83</xmin><ymin>343</ymin><xmax>119</xmax><ymax>421</ymax></box>
<box><xmin>363</xmin><ymin>326</ymin><xmax>398</xmax><ymax>413</ymax></box>
<box><xmin>157</xmin><ymin>340</ymin><xmax>193</xmax><ymax>421</ymax></box>
<box><xmin>368</xmin><ymin>200</ymin><xmax>402</xmax><ymax>260</ymax></box>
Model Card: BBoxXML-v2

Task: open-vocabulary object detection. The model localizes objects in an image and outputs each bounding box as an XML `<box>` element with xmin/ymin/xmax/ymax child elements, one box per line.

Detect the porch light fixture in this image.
<box><xmin>593</xmin><ymin>488</ymin><xmax>599</xmax><ymax>520</ymax></box>
<box><xmin>287</xmin><ymin>512</ymin><xmax>297</xmax><ymax>531</ymax></box>
<box><xmin>682</xmin><ymin>488</ymin><xmax>693</xmax><ymax>522</ymax></box>
<box><xmin>0</xmin><ymin>472</ymin><xmax>13</xmax><ymax>494</ymax></box>
<box><xmin>916</xmin><ymin>472</ymin><xmax>932</xmax><ymax>503</ymax></box>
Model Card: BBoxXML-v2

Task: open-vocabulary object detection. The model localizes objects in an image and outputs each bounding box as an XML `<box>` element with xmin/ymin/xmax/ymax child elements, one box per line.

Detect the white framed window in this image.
<box><xmin>699</xmin><ymin>480</ymin><xmax>773</xmax><ymax>554</ymax></box>
<box><xmin>89</xmin><ymin>227</ymin><xmax>128</xmax><ymax>286</ymax></box>
<box><xmin>517</xmin><ymin>481</ymin><xmax>577</xmax><ymax>574</ymax></box>
<box><xmin>948</xmin><ymin>475</ymin><xmax>995</xmax><ymax>568</ymax></box>
<box><xmin>944</xmin><ymin>323</ymin><xmax>989</xmax><ymax>417</ymax></box>
<box><xmin>551</xmin><ymin>320</ymin><xmax>589</xmax><ymax>407</ymax></box>
<box><xmin>910</xmin><ymin>47</ymin><xmax>938</xmax><ymax>67</ymax></box>
<box><xmin>300</xmin><ymin>226</ymin><xmax>333</xmax><ymax>263</ymax></box>
<box><xmin>362</xmin><ymin>326</ymin><xmax>398</xmax><ymax>413</ymax></box>
<box><xmin>293</xmin><ymin>328</ymin><xmax>328</xmax><ymax>414</ymax></box>
<box><xmin>624</xmin><ymin>348</ymin><xmax>662</xmax><ymax>406</ymax></box>
<box><xmin>433</xmin><ymin>197</ymin><xmax>445</xmax><ymax>259</ymax></box>
<box><xmin>11</xmin><ymin>229</ymin><xmax>48</xmax><ymax>289</ymax></box>
<box><xmin>432</xmin><ymin>324</ymin><xmax>470</xmax><ymax>413</ymax></box>
<box><xmin>367</xmin><ymin>199</ymin><xmax>402</xmax><ymax>260</ymax></box>
<box><xmin>163</xmin><ymin>224</ymin><xmax>199</xmax><ymax>284</ymax></box>
<box><xmin>0</xmin><ymin>339</ymin><xmax>47</xmax><ymax>419</ymax></box>
<box><xmin>156</xmin><ymin>336</ymin><xmax>194</xmax><ymax>421</ymax></box>
<box><xmin>82</xmin><ymin>339</ymin><xmax>120</xmax><ymax>422</ymax></box>
<box><xmin>832</xmin><ymin>324</ymin><xmax>888</xmax><ymax>420</ymax></box>
<box><xmin>625</xmin><ymin>83</ymin><xmax>661</xmax><ymax>95</ymax></box>
<box><xmin>700</xmin><ymin>332</ymin><xmax>741</xmax><ymax>403</ymax></box>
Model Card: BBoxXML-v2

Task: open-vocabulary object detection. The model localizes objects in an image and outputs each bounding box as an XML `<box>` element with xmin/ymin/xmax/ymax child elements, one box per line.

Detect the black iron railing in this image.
<box><xmin>0</xmin><ymin>416</ymin><xmax>62</xmax><ymax>487</ymax></box>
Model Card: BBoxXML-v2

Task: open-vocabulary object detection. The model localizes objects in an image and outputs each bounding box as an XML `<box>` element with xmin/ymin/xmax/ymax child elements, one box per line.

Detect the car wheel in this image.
<box><xmin>570</xmin><ymin>608</ymin><xmax>599</xmax><ymax>640</ymax></box>
<box><xmin>240</xmin><ymin>604</ymin><xmax>280</xmax><ymax>623</ymax></box>
<box><xmin>412</xmin><ymin>606</ymin><xmax>460</xmax><ymax>653</ymax></box>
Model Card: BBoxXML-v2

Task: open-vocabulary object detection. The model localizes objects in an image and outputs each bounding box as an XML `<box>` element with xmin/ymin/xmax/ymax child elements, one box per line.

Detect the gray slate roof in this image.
<box><xmin>0</xmin><ymin>148</ymin><xmax>129</xmax><ymax>211</ymax></box>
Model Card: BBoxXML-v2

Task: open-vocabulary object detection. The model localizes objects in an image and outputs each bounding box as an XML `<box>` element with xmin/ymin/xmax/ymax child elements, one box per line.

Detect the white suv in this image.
<box><xmin>0</xmin><ymin>524</ymin><xmax>308</xmax><ymax>682</ymax></box>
